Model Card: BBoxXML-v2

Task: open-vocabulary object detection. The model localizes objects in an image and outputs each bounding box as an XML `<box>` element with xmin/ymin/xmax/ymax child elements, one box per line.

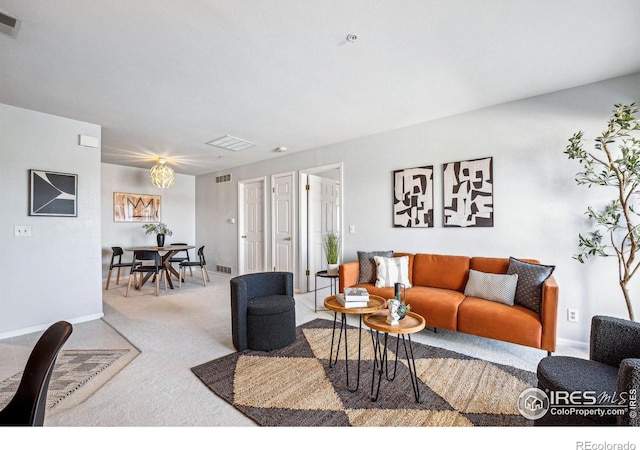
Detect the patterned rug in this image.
<box><xmin>192</xmin><ymin>319</ymin><xmax>536</xmax><ymax>426</ymax></box>
<box><xmin>0</xmin><ymin>349</ymin><xmax>130</xmax><ymax>410</ymax></box>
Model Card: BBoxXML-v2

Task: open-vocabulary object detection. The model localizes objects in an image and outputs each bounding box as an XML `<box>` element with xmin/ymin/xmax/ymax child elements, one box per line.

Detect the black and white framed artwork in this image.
<box><xmin>393</xmin><ymin>165</ymin><xmax>434</xmax><ymax>228</ymax></box>
<box><xmin>29</xmin><ymin>170</ymin><xmax>78</xmax><ymax>217</ymax></box>
<box><xmin>443</xmin><ymin>157</ymin><xmax>493</xmax><ymax>227</ymax></box>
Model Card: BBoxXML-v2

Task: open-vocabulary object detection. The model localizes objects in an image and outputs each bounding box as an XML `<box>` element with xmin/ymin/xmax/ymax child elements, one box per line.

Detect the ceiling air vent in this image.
<box><xmin>0</xmin><ymin>10</ymin><xmax>22</xmax><ymax>38</ymax></box>
<box><xmin>216</xmin><ymin>174</ymin><xmax>232</xmax><ymax>183</ymax></box>
<box><xmin>205</xmin><ymin>135</ymin><xmax>256</xmax><ymax>151</ymax></box>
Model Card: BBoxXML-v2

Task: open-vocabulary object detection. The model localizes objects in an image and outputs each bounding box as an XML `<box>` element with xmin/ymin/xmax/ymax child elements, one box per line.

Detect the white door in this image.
<box><xmin>272</xmin><ymin>173</ymin><xmax>294</xmax><ymax>272</ymax></box>
<box><xmin>240</xmin><ymin>179</ymin><xmax>265</xmax><ymax>274</ymax></box>
<box><xmin>307</xmin><ymin>174</ymin><xmax>340</xmax><ymax>291</ymax></box>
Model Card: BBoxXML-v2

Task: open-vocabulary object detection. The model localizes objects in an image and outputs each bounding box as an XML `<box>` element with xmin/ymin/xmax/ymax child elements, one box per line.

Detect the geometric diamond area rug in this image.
<box><xmin>0</xmin><ymin>349</ymin><xmax>130</xmax><ymax>411</ymax></box>
<box><xmin>191</xmin><ymin>319</ymin><xmax>536</xmax><ymax>427</ymax></box>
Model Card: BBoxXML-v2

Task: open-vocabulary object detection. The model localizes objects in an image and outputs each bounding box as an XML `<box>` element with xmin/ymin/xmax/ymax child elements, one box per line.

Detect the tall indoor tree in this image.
<box><xmin>566</xmin><ymin>103</ymin><xmax>640</xmax><ymax>321</ymax></box>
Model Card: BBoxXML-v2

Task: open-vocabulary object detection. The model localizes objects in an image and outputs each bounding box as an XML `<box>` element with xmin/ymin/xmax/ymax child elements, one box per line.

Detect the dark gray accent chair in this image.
<box><xmin>230</xmin><ymin>272</ymin><xmax>296</xmax><ymax>352</ymax></box>
<box><xmin>536</xmin><ymin>315</ymin><xmax>640</xmax><ymax>426</ymax></box>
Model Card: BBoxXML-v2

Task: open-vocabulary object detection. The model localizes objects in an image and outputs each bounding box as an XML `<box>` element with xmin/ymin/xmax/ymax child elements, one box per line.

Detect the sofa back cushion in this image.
<box><xmin>412</xmin><ymin>253</ymin><xmax>470</xmax><ymax>291</ymax></box>
<box><xmin>470</xmin><ymin>257</ymin><xmax>540</xmax><ymax>274</ymax></box>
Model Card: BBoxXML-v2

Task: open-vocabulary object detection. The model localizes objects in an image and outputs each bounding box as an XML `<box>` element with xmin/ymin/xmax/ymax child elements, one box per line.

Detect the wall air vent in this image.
<box><xmin>205</xmin><ymin>135</ymin><xmax>256</xmax><ymax>151</ymax></box>
<box><xmin>0</xmin><ymin>10</ymin><xmax>22</xmax><ymax>38</ymax></box>
<box><xmin>216</xmin><ymin>174</ymin><xmax>232</xmax><ymax>183</ymax></box>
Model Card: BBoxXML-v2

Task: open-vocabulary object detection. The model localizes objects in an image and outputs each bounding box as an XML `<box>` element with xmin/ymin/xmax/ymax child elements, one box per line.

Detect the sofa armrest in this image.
<box><xmin>540</xmin><ymin>275</ymin><xmax>559</xmax><ymax>352</ymax></box>
<box><xmin>339</xmin><ymin>261</ymin><xmax>360</xmax><ymax>293</ymax></box>
<box><xmin>591</xmin><ymin>315</ymin><xmax>640</xmax><ymax>366</ymax></box>
<box><xmin>617</xmin><ymin>358</ymin><xmax>640</xmax><ymax>426</ymax></box>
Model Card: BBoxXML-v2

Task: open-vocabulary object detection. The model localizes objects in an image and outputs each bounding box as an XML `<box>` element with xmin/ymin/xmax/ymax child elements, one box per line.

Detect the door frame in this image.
<box><xmin>298</xmin><ymin>163</ymin><xmax>343</xmax><ymax>293</ymax></box>
<box><xmin>237</xmin><ymin>176</ymin><xmax>268</xmax><ymax>275</ymax></box>
<box><xmin>270</xmin><ymin>171</ymin><xmax>296</xmax><ymax>273</ymax></box>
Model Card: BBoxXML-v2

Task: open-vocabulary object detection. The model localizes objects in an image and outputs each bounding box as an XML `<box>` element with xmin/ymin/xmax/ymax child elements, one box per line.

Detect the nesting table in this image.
<box><xmin>363</xmin><ymin>310</ymin><xmax>426</xmax><ymax>402</ymax></box>
<box><xmin>324</xmin><ymin>294</ymin><xmax>385</xmax><ymax>392</ymax></box>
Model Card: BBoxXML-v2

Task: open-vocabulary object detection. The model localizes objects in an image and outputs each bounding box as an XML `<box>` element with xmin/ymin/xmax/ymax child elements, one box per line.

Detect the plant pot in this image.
<box><xmin>327</xmin><ymin>263</ymin><xmax>338</xmax><ymax>276</ymax></box>
<box><xmin>156</xmin><ymin>233</ymin><xmax>165</xmax><ymax>247</ymax></box>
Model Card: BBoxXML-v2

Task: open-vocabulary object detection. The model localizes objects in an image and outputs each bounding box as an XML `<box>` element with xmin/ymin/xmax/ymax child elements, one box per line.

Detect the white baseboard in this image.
<box><xmin>557</xmin><ymin>336</ymin><xmax>589</xmax><ymax>350</ymax></box>
<box><xmin>0</xmin><ymin>313</ymin><xmax>104</xmax><ymax>340</ymax></box>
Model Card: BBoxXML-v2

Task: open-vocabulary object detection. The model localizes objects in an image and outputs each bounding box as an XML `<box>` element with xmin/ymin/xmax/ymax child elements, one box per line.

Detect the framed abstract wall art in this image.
<box><xmin>29</xmin><ymin>170</ymin><xmax>78</xmax><ymax>217</ymax></box>
<box><xmin>113</xmin><ymin>192</ymin><xmax>161</xmax><ymax>222</ymax></box>
<box><xmin>443</xmin><ymin>157</ymin><xmax>493</xmax><ymax>227</ymax></box>
<box><xmin>393</xmin><ymin>165</ymin><xmax>434</xmax><ymax>228</ymax></box>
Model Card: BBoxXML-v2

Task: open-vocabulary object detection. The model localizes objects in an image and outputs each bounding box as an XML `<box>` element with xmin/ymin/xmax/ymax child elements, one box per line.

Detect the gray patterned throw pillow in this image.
<box><xmin>358</xmin><ymin>251</ymin><xmax>393</xmax><ymax>284</ymax></box>
<box><xmin>507</xmin><ymin>257</ymin><xmax>555</xmax><ymax>314</ymax></box>
<box><xmin>464</xmin><ymin>269</ymin><xmax>518</xmax><ymax>306</ymax></box>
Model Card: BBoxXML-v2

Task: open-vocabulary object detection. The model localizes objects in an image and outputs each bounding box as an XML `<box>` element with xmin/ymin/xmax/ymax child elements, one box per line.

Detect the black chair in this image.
<box><xmin>168</xmin><ymin>243</ymin><xmax>192</xmax><ymax>276</ymax></box>
<box><xmin>126</xmin><ymin>250</ymin><xmax>167</xmax><ymax>297</ymax></box>
<box><xmin>536</xmin><ymin>315</ymin><xmax>640</xmax><ymax>426</ymax></box>
<box><xmin>105</xmin><ymin>246</ymin><xmax>135</xmax><ymax>290</ymax></box>
<box><xmin>179</xmin><ymin>246</ymin><xmax>209</xmax><ymax>287</ymax></box>
<box><xmin>0</xmin><ymin>321</ymin><xmax>73</xmax><ymax>426</ymax></box>
<box><xmin>230</xmin><ymin>272</ymin><xmax>296</xmax><ymax>352</ymax></box>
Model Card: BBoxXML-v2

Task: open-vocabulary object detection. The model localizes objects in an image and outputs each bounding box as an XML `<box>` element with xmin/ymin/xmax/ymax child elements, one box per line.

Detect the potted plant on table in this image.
<box><xmin>323</xmin><ymin>232</ymin><xmax>340</xmax><ymax>276</ymax></box>
<box><xmin>142</xmin><ymin>222</ymin><xmax>173</xmax><ymax>247</ymax></box>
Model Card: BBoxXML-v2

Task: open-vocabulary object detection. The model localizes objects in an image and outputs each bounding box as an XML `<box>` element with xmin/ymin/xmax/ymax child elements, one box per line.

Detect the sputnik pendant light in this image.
<box><xmin>150</xmin><ymin>158</ymin><xmax>175</xmax><ymax>189</ymax></box>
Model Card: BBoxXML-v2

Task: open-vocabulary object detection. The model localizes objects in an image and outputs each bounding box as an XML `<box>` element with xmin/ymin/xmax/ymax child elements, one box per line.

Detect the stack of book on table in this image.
<box><xmin>335</xmin><ymin>287</ymin><xmax>370</xmax><ymax>308</ymax></box>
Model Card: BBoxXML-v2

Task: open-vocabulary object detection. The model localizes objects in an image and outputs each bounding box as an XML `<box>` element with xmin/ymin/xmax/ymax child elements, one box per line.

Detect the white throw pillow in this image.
<box><xmin>464</xmin><ymin>269</ymin><xmax>518</xmax><ymax>306</ymax></box>
<box><xmin>373</xmin><ymin>255</ymin><xmax>412</xmax><ymax>288</ymax></box>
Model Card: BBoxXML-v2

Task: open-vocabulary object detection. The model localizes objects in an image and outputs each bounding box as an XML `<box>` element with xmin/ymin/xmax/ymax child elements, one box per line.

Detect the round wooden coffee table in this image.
<box><xmin>324</xmin><ymin>294</ymin><xmax>385</xmax><ymax>392</ymax></box>
<box><xmin>363</xmin><ymin>310</ymin><xmax>426</xmax><ymax>402</ymax></box>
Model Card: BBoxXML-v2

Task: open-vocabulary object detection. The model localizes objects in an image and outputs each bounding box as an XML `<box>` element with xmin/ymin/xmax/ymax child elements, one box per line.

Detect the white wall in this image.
<box><xmin>0</xmin><ymin>104</ymin><xmax>103</xmax><ymax>337</ymax></box>
<box><xmin>100</xmin><ymin>163</ymin><xmax>195</xmax><ymax>278</ymax></box>
<box><xmin>196</xmin><ymin>73</ymin><xmax>640</xmax><ymax>345</ymax></box>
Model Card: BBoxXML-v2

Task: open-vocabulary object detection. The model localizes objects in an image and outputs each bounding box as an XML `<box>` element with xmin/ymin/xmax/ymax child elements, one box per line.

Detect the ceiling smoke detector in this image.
<box><xmin>205</xmin><ymin>135</ymin><xmax>256</xmax><ymax>151</ymax></box>
<box><xmin>346</xmin><ymin>34</ymin><xmax>358</xmax><ymax>42</ymax></box>
<box><xmin>0</xmin><ymin>10</ymin><xmax>22</xmax><ymax>38</ymax></box>
<box><xmin>275</xmin><ymin>147</ymin><xmax>287</xmax><ymax>153</ymax></box>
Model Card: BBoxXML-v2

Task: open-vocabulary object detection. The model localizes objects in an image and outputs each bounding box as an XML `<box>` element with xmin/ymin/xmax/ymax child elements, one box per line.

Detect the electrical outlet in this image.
<box><xmin>567</xmin><ymin>309</ymin><xmax>579</xmax><ymax>322</ymax></box>
<box><xmin>14</xmin><ymin>225</ymin><xmax>31</xmax><ymax>237</ymax></box>
<box><xmin>349</xmin><ymin>225</ymin><xmax>355</xmax><ymax>233</ymax></box>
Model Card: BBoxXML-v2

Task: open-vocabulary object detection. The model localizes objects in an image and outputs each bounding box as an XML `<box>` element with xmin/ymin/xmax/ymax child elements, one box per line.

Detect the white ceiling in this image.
<box><xmin>1</xmin><ymin>0</ymin><xmax>640</xmax><ymax>176</ymax></box>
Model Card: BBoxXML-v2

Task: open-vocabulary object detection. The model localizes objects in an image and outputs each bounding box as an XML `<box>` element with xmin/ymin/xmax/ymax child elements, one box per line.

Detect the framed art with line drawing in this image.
<box><xmin>113</xmin><ymin>192</ymin><xmax>161</xmax><ymax>222</ymax></box>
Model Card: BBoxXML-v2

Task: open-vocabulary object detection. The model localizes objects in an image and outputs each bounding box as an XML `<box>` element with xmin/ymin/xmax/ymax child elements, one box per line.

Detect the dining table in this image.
<box><xmin>124</xmin><ymin>245</ymin><xmax>195</xmax><ymax>290</ymax></box>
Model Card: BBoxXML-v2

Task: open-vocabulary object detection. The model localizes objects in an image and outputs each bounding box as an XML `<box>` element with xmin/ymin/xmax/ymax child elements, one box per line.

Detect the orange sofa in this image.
<box><xmin>339</xmin><ymin>253</ymin><xmax>558</xmax><ymax>353</ymax></box>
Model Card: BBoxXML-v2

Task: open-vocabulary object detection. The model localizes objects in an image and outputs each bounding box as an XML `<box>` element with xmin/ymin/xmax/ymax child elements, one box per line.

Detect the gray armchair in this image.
<box><xmin>230</xmin><ymin>272</ymin><xmax>296</xmax><ymax>352</ymax></box>
<box><xmin>536</xmin><ymin>315</ymin><xmax>640</xmax><ymax>426</ymax></box>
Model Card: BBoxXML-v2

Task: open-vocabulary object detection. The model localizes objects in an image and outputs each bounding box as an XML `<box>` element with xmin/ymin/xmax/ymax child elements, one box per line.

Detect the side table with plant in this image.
<box><xmin>323</xmin><ymin>232</ymin><xmax>340</xmax><ymax>275</ymax></box>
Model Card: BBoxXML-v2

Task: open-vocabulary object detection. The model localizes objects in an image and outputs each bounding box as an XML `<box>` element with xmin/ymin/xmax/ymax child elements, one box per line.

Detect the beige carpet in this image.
<box><xmin>192</xmin><ymin>318</ymin><xmax>536</xmax><ymax>426</ymax></box>
<box><xmin>0</xmin><ymin>348</ymin><xmax>138</xmax><ymax>415</ymax></box>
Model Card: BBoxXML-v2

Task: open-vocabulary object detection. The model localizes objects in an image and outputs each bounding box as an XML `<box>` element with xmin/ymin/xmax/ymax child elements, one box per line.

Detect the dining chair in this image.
<box><xmin>0</xmin><ymin>321</ymin><xmax>73</xmax><ymax>426</ymax></box>
<box><xmin>179</xmin><ymin>245</ymin><xmax>209</xmax><ymax>287</ymax></box>
<box><xmin>126</xmin><ymin>250</ymin><xmax>167</xmax><ymax>297</ymax></box>
<box><xmin>105</xmin><ymin>246</ymin><xmax>135</xmax><ymax>290</ymax></box>
<box><xmin>168</xmin><ymin>243</ymin><xmax>192</xmax><ymax>277</ymax></box>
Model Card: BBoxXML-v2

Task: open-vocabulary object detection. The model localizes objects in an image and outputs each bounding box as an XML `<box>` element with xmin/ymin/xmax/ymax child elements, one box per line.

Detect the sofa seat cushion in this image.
<box><xmin>405</xmin><ymin>286</ymin><xmax>466</xmax><ymax>331</ymax></box>
<box><xmin>247</xmin><ymin>295</ymin><xmax>295</xmax><ymax>316</ymax></box>
<box><xmin>457</xmin><ymin>297</ymin><xmax>542</xmax><ymax>348</ymax></box>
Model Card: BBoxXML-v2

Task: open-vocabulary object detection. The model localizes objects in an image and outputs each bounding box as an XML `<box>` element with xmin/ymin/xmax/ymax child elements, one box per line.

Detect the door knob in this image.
<box><xmin>241</xmin><ymin>235</ymin><xmax>247</xmax><ymax>239</ymax></box>
<box><xmin>284</xmin><ymin>237</ymin><xmax>292</xmax><ymax>241</ymax></box>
